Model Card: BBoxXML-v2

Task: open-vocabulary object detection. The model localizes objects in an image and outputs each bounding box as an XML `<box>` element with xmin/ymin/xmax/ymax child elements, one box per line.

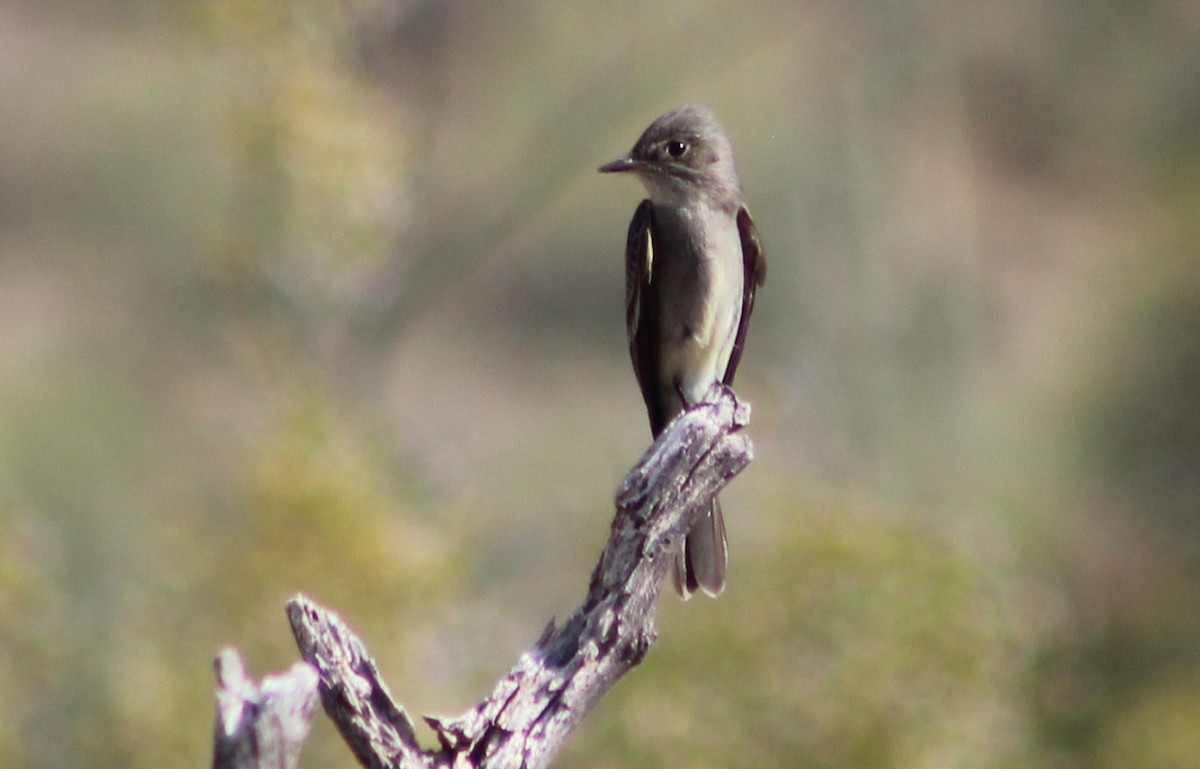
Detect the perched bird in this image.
<box><xmin>599</xmin><ymin>105</ymin><xmax>765</xmax><ymax>598</ymax></box>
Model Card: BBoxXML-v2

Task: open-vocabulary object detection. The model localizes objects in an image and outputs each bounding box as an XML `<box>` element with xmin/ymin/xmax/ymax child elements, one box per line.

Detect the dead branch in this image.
<box><xmin>215</xmin><ymin>387</ymin><xmax>752</xmax><ymax>769</ymax></box>
<box><xmin>211</xmin><ymin>648</ymin><xmax>319</xmax><ymax>769</ymax></box>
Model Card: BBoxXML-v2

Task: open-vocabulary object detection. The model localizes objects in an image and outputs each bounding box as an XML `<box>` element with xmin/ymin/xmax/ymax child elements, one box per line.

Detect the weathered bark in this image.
<box><xmin>211</xmin><ymin>648</ymin><xmax>319</xmax><ymax>769</ymax></box>
<box><xmin>215</xmin><ymin>387</ymin><xmax>752</xmax><ymax>769</ymax></box>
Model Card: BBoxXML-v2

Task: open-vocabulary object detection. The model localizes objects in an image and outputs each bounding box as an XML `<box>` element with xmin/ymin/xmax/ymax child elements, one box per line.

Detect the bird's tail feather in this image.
<box><xmin>673</xmin><ymin>498</ymin><xmax>728</xmax><ymax>599</ymax></box>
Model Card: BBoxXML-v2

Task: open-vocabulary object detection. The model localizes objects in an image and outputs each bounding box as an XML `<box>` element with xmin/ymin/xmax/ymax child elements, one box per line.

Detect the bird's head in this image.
<box><xmin>599</xmin><ymin>104</ymin><xmax>742</xmax><ymax>209</ymax></box>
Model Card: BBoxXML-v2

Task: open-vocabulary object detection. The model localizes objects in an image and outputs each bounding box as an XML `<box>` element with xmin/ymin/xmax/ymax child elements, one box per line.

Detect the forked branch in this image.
<box><xmin>214</xmin><ymin>388</ymin><xmax>752</xmax><ymax>769</ymax></box>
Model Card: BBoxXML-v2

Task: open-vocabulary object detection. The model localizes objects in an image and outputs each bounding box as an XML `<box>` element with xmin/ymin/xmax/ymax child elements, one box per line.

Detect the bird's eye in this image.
<box><xmin>666</xmin><ymin>140</ymin><xmax>688</xmax><ymax>158</ymax></box>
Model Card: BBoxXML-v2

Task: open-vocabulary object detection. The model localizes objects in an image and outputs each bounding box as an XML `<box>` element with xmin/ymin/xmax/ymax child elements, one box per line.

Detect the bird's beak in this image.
<box><xmin>598</xmin><ymin>155</ymin><xmax>646</xmax><ymax>174</ymax></box>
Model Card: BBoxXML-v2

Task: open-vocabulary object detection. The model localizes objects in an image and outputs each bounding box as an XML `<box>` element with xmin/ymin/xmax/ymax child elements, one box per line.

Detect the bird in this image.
<box><xmin>599</xmin><ymin>104</ymin><xmax>765</xmax><ymax>598</ymax></box>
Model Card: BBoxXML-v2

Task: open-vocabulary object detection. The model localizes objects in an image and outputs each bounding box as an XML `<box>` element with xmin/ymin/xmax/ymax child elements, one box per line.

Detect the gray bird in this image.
<box><xmin>599</xmin><ymin>105</ymin><xmax>765</xmax><ymax>598</ymax></box>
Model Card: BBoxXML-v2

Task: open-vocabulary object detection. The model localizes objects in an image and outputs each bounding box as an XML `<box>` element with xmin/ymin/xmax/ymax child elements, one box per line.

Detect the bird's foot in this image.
<box><xmin>676</xmin><ymin>381</ymin><xmax>739</xmax><ymax>410</ymax></box>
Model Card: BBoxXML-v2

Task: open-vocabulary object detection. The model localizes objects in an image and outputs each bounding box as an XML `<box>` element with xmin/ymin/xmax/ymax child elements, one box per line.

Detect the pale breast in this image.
<box><xmin>652</xmin><ymin>203</ymin><xmax>745</xmax><ymax>405</ymax></box>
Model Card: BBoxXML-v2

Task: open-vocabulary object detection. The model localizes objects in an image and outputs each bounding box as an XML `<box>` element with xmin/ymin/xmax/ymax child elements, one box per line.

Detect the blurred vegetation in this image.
<box><xmin>1</xmin><ymin>1</ymin><xmax>1199</xmax><ymax>768</ymax></box>
<box><xmin>566</xmin><ymin>497</ymin><xmax>1051</xmax><ymax>769</ymax></box>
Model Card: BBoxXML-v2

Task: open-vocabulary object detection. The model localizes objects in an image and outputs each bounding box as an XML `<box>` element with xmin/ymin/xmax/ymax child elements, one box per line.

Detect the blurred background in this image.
<box><xmin>2</xmin><ymin>1</ymin><xmax>1200</xmax><ymax>767</ymax></box>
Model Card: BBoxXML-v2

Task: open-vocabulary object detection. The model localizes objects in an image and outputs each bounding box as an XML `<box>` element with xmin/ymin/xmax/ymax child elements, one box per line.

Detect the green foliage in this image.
<box><xmin>230</xmin><ymin>388</ymin><xmax>459</xmax><ymax>643</ymax></box>
<box><xmin>0</xmin><ymin>496</ymin><xmax>66</xmax><ymax>768</ymax></box>
<box><xmin>1099</xmin><ymin>673</ymin><xmax>1200</xmax><ymax>769</ymax></box>
<box><xmin>1043</xmin><ymin>151</ymin><xmax>1200</xmax><ymax>769</ymax></box>
<box><xmin>200</xmin><ymin>0</ymin><xmax>413</xmax><ymax>324</ymax></box>
<box><xmin>567</xmin><ymin>498</ymin><xmax>1046</xmax><ymax>769</ymax></box>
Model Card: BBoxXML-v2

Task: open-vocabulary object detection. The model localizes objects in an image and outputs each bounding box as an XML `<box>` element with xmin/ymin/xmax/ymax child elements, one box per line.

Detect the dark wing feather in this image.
<box><xmin>625</xmin><ymin>200</ymin><xmax>668</xmax><ymax>435</ymax></box>
<box><xmin>723</xmin><ymin>205</ymin><xmax>766</xmax><ymax>385</ymax></box>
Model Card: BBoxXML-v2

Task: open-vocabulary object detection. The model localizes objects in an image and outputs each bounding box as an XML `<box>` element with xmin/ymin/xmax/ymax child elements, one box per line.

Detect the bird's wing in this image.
<box><xmin>723</xmin><ymin>205</ymin><xmax>766</xmax><ymax>385</ymax></box>
<box><xmin>625</xmin><ymin>199</ymin><xmax>667</xmax><ymax>435</ymax></box>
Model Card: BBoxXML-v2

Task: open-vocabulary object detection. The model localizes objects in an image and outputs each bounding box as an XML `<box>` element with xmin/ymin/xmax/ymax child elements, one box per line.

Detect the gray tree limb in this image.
<box><xmin>216</xmin><ymin>387</ymin><xmax>752</xmax><ymax>769</ymax></box>
<box><xmin>211</xmin><ymin>648</ymin><xmax>319</xmax><ymax>769</ymax></box>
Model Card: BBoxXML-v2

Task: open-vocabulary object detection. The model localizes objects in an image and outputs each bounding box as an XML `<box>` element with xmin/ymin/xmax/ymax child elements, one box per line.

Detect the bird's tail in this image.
<box><xmin>673</xmin><ymin>498</ymin><xmax>728</xmax><ymax>599</ymax></box>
